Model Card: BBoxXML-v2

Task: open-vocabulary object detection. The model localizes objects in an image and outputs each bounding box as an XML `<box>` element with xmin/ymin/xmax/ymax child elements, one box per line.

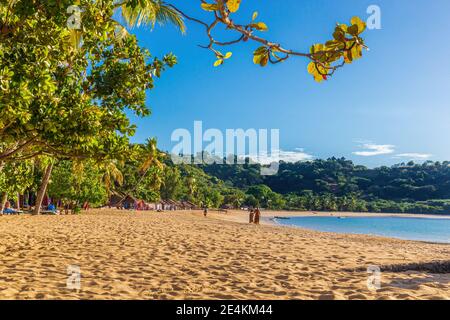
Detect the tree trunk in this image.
<box><xmin>25</xmin><ymin>191</ymin><xmax>30</xmax><ymax>208</ymax></box>
<box><xmin>16</xmin><ymin>193</ymin><xmax>20</xmax><ymax>210</ymax></box>
<box><xmin>34</xmin><ymin>162</ymin><xmax>54</xmax><ymax>215</ymax></box>
<box><xmin>1</xmin><ymin>192</ymin><xmax>7</xmax><ymax>214</ymax></box>
<box><xmin>0</xmin><ymin>162</ymin><xmax>4</xmax><ymax>214</ymax></box>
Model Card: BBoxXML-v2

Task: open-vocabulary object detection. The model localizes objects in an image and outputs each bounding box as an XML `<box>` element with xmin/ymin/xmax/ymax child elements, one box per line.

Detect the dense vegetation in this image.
<box><xmin>3</xmin><ymin>148</ymin><xmax>450</xmax><ymax>215</ymax></box>
<box><xmin>198</xmin><ymin>158</ymin><xmax>450</xmax><ymax>214</ymax></box>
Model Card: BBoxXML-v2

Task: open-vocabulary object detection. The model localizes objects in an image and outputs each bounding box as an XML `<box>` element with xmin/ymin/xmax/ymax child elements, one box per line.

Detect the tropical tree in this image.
<box><xmin>0</xmin><ymin>1</ymin><xmax>176</xmax><ymax>159</ymax></box>
<box><xmin>223</xmin><ymin>189</ymin><xmax>246</xmax><ymax>208</ymax></box>
<box><xmin>201</xmin><ymin>187</ymin><xmax>224</xmax><ymax>208</ymax></box>
<box><xmin>1</xmin><ymin>1</ymin><xmax>177</xmax><ymax>213</ymax></box>
<box><xmin>160</xmin><ymin>166</ymin><xmax>182</xmax><ymax>200</ymax></box>
<box><xmin>185</xmin><ymin>175</ymin><xmax>197</xmax><ymax>201</ymax></box>
<box><xmin>100</xmin><ymin>160</ymin><xmax>124</xmax><ymax>197</ymax></box>
<box><xmin>0</xmin><ymin>159</ymin><xmax>34</xmax><ymax>212</ymax></box>
<box><xmin>115</xmin><ymin>0</ymin><xmax>185</xmax><ymax>32</ymax></box>
<box><xmin>123</xmin><ymin>138</ymin><xmax>165</xmax><ymax>196</ymax></box>
<box><xmin>48</xmin><ymin>160</ymin><xmax>108</xmax><ymax>210</ymax></box>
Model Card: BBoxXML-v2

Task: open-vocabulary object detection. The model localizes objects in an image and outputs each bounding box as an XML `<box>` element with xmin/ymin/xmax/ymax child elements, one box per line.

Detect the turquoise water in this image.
<box><xmin>275</xmin><ymin>216</ymin><xmax>450</xmax><ymax>243</ymax></box>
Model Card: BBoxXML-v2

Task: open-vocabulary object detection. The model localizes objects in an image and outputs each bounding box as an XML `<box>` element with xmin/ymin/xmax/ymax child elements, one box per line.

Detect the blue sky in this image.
<box><xmin>126</xmin><ymin>0</ymin><xmax>450</xmax><ymax>167</ymax></box>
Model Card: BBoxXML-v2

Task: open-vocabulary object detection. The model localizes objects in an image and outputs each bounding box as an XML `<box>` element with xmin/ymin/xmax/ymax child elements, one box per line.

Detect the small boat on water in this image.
<box><xmin>274</xmin><ymin>216</ymin><xmax>290</xmax><ymax>220</ymax></box>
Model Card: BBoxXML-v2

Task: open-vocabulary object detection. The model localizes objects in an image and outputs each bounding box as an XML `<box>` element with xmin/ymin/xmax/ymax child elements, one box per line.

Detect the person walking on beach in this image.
<box><xmin>254</xmin><ymin>207</ymin><xmax>261</xmax><ymax>225</ymax></box>
<box><xmin>203</xmin><ymin>206</ymin><xmax>208</xmax><ymax>217</ymax></box>
<box><xmin>249</xmin><ymin>209</ymin><xmax>254</xmax><ymax>223</ymax></box>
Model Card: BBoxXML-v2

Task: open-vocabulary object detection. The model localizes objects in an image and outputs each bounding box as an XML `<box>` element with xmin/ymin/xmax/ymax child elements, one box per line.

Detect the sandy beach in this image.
<box><xmin>0</xmin><ymin>209</ymin><xmax>449</xmax><ymax>300</ymax></box>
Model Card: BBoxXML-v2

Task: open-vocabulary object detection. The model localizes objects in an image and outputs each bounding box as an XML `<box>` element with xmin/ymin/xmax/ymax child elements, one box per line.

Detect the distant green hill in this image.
<box><xmin>185</xmin><ymin>158</ymin><xmax>450</xmax><ymax>214</ymax></box>
<box><xmin>199</xmin><ymin>158</ymin><xmax>450</xmax><ymax>200</ymax></box>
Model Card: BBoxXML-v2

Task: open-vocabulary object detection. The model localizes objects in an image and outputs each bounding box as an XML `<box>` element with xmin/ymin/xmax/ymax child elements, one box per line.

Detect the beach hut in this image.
<box><xmin>139</xmin><ymin>201</ymin><xmax>159</xmax><ymax>211</ymax></box>
<box><xmin>161</xmin><ymin>200</ymin><xmax>172</xmax><ymax>211</ymax></box>
<box><xmin>136</xmin><ymin>199</ymin><xmax>146</xmax><ymax>211</ymax></box>
<box><xmin>180</xmin><ymin>201</ymin><xmax>198</xmax><ymax>210</ymax></box>
<box><xmin>161</xmin><ymin>199</ymin><xmax>180</xmax><ymax>211</ymax></box>
<box><xmin>108</xmin><ymin>193</ymin><xmax>138</xmax><ymax>210</ymax></box>
<box><xmin>122</xmin><ymin>195</ymin><xmax>138</xmax><ymax>209</ymax></box>
<box><xmin>143</xmin><ymin>202</ymin><xmax>156</xmax><ymax>210</ymax></box>
<box><xmin>108</xmin><ymin>193</ymin><xmax>124</xmax><ymax>208</ymax></box>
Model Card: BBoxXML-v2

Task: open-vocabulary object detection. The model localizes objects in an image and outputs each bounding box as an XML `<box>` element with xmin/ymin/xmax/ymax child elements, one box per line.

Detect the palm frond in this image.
<box><xmin>109</xmin><ymin>163</ymin><xmax>124</xmax><ymax>186</ymax></box>
<box><xmin>119</xmin><ymin>0</ymin><xmax>185</xmax><ymax>33</ymax></box>
<box><xmin>114</xmin><ymin>23</ymin><xmax>130</xmax><ymax>43</ymax></box>
<box><xmin>102</xmin><ymin>161</ymin><xmax>124</xmax><ymax>195</ymax></box>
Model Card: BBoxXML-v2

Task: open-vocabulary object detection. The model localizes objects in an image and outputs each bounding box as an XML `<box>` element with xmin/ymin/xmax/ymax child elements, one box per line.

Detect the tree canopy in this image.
<box><xmin>0</xmin><ymin>0</ymin><xmax>176</xmax><ymax>163</ymax></box>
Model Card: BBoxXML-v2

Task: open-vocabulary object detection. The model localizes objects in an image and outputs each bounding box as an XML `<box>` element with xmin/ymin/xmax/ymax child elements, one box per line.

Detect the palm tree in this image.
<box><xmin>115</xmin><ymin>0</ymin><xmax>185</xmax><ymax>32</ymax></box>
<box><xmin>101</xmin><ymin>160</ymin><xmax>124</xmax><ymax>196</ymax></box>
<box><xmin>138</xmin><ymin>138</ymin><xmax>165</xmax><ymax>190</ymax></box>
<box><xmin>186</xmin><ymin>176</ymin><xmax>197</xmax><ymax>200</ymax></box>
<box><xmin>67</xmin><ymin>1</ymin><xmax>185</xmax><ymax>48</ymax></box>
<box><xmin>112</xmin><ymin>0</ymin><xmax>185</xmax><ymax>43</ymax></box>
<box><xmin>139</xmin><ymin>138</ymin><xmax>164</xmax><ymax>174</ymax></box>
<box><xmin>120</xmin><ymin>138</ymin><xmax>165</xmax><ymax>200</ymax></box>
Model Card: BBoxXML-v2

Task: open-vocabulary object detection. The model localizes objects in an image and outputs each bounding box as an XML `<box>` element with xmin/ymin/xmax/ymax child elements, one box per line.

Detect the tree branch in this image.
<box><xmin>166</xmin><ymin>1</ymin><xmax>368</xmax><ymax>80</ymax></box>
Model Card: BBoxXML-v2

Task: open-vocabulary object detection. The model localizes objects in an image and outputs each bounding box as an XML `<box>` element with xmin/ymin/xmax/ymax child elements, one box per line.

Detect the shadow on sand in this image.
<box><xmin>345</xmin><ymin>260</ymin><xmax>450</xmax><ymax>274</ymax></box>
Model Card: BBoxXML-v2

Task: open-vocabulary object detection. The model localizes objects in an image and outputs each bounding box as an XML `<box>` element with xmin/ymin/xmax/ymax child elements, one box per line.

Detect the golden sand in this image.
<box><xmin>0</xmin><ymin>209</ymin><xmax>448</xmax><ymax>300</ymax></box>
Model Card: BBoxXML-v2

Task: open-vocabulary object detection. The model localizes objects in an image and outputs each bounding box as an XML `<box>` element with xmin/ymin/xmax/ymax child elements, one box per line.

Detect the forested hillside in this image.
<box><xmin>201</xmin><ymin>158</ymin><xmax>450</xmax><ymax>201</ymax></box>
<box><xmin>197</xmin><ymin>158</ymin><xmax>450</xmax><ymax>214</ymax></box>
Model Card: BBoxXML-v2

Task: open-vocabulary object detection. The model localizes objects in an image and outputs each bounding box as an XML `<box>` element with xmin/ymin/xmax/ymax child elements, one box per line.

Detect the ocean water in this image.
<box><xmin>274</xmin><ymin>216</ymin><xmax>450</xmax><ymax>243</ymax></box>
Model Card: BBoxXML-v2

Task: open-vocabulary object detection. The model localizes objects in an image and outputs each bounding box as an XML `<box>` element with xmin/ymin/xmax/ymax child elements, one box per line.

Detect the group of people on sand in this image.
<box><xmin>249</xmin><ymin>208</ymin><xmax>261</xmax><ymax>225</ymax></box>
<box><xmin>1</xmin><ymin>201</ymin><xmax>59</xmax><ymax>215</ymax></box>
<box><xmin>1</xmin><ymin>201</ymin><xmax>18</xmax><ymax>215</ymax></box>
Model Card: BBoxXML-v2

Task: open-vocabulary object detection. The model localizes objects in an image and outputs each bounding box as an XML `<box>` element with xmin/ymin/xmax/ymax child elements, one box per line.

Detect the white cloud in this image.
<box><xmin>353</xmin><ymin>143</ymin><xmax>395</xmax><ymax>157</ymax></box>
<box><xmin>248</xmin><ymin>149</ymin><xmax>314</xmax><ymax>165</ymax></box>
<box><xmin>278</xmin><ymin>149</ymin><xmax>314</xmax><ymax>163</ymax></box>
<box><xmin>394</xmin><ymin>153</ymin><xmax>433</xmax><ymax>160</ymax></box>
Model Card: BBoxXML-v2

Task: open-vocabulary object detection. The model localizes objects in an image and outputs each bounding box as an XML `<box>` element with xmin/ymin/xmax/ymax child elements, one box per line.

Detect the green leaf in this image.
<box><xmin>251</xmin><ymin>22</ymin><xmax>268</xmax><ymax>31</ymax></box>
<box><xmin>307</xmin><ymin>62</ymin><xmax>316</xmax><ymax>75</ymax></box>
<box><xmin>260</xmin><ymin>54</ymin><xmax>269</xmax><ymax>67</ymax></box>
<box><xmin>310</xmin><ymin>43</ymin><xmax>324</xmax><ymax>54</ymax></box>
<box><xmin>226</xmin><ymin>0</ymin><xmax>242</xmax><ymax>13</ymax></box>
<box><xmin>201</xmin><ymin>3</ymin><xmax>220</xmax><ymax>11</ymax></box>
<box><xmin>347</xmin><ymin>24</ymin><xmax>359</xmax><ymax>36</ymax></box>
<box><xmin>337</xmin><ymin>24</ymin><xmax>348</xmax><ymax>33</ymax></box>
<box><xmin>254</xmin><ymin>46</ymin><xmax>268</xmax><ymax>55</ymax></box>
<box><xmin>224</xmin><ymin>52</ymin><xmax>233</xmax><ymax>59</ymax></box>
<box><xmin>214</xmin><ymin>59</ymin><xmax>224</xmax><ymax>67</ymax></box>
<box><xmin>253</xmin><ymin>47</ymin><xmax>269</xmax><ymax>67</ymax></box>
<box><xmin>350</xmin><ymin>16</ymin><xmax>366</xmax><ymax>34</ymax></box>
<box><xmin>351</xmin><ymin>44</ymin><xmax>363</xmax><ymax>60</ymax></box>
<box><xmin>333</xmin><ymin>29</ymin><xmax>346</xmax><ymax>42</ymax></box>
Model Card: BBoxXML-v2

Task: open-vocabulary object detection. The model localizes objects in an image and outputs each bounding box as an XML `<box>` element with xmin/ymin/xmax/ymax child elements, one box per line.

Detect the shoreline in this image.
<box><xmin>207</xmin><ymin>210</ymin><xmax>450</xmax><ymax>245</ymax></box>
<box><xmin>207</xmin><ymin>209</ymin><xmax>450</xmax><ymax>226</ymax></box>
<box><xmin>264</xmin><ymin>210</ymin><xmax>450</xmax><ymax>220</ymax></box>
